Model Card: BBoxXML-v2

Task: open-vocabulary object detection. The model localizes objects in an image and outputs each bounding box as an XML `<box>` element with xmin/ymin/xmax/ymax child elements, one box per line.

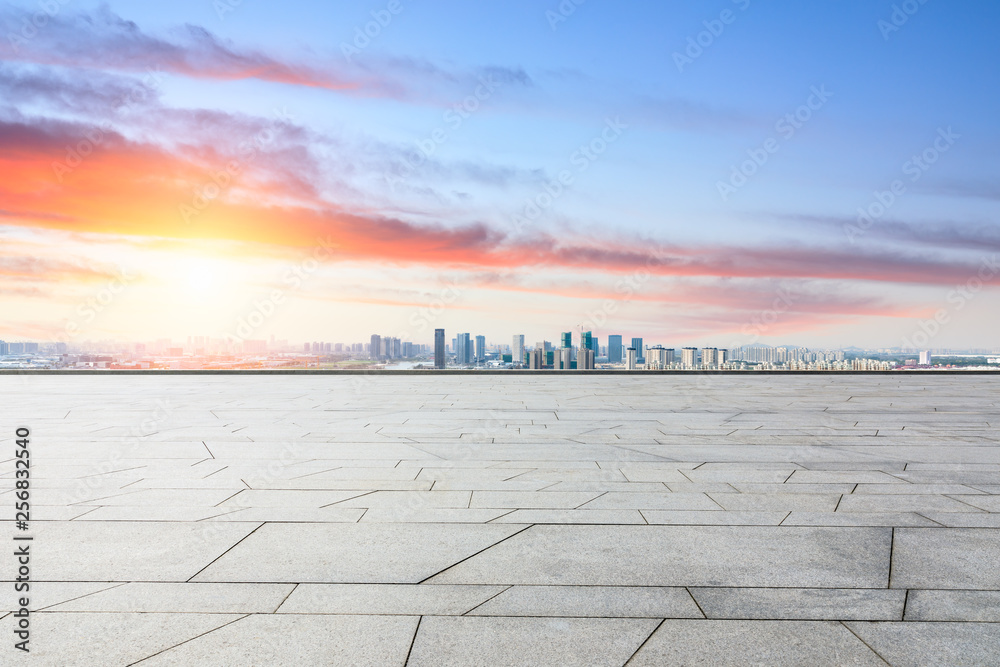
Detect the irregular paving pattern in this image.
<box><xmin>2</xmin><ymin>373</ymin><xmax>1000</xmax><ymax>666</ymax></box>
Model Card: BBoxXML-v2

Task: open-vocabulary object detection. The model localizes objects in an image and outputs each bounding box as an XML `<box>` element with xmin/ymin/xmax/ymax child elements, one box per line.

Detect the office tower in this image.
<box><xmin>631</xmin><ymin>338</ymin><xmax>644</xmax><ymax>364</ymax></box>
<box><xmin>581</xmin><ymin>331</ymin><xmax>593</xmax><ymax>354</ymax></box>
<box><xmin>919</xmin><ymin>350</ymin><xmax>931</xmax><ymax>365</ymax></box>
<box><xmin>681</xmin><ymin>347</ymin><xmax>698</xmax><ymax>368</ymax></box>
<box><xmin>590</xmin><ymin>336</ymin><xmax>599</xmax><ymax>355</ymax></box>
<box><xmin>579</xmin><ymin>348</ymin><xmax>595</xmax><ymax>370</ymax></box>
<box><xmin>560</xmin><ymin>332</ymin><xmax>572</xmax><ymax>349</ymax></box>
<box><xmin>608</xmin><ymin>335</ymin><xmax>623</xmax><ymax>364</ymax></box>
<box><xmin>24</xmin><ymin>342</ymin><xmax>39</xmax><ymax>354</ymax></box>
<box><xmin>8</xmin><ymin>342</ymin><xmax>24</xmax><ymax>354</ymax></box>
<box><xmin>456</xmin><ymin>333</ymin><xmax>471</xmax><ymax>364</ymax></box>
<box><xmin>702</xmin><ymin>348</ymin><xmax>719</xmax><ymax>367</ymax></box>
<box><xmin>626</xmin><ymin>347</ymin><xmax>637</xmax><ymax>370</ymax></box>
<box><xmin>434</xmin><ymin>329</ymin><xmax>445</xmax><ymax>368</ymax></box>
<box><xmin>529</xmin><ymin>348</ymin><xmax>544</xmax><ymax>369</ymax></box>
<box><xmin>370</xmin><ymin>334</ymin><xmax>381</xmax><ymax>360</ymax></box>
<box><xmin>559</xmin><ymin>347</ymin><xmax>572</xmax><ymax>370</ymax></box>
<box><xmin>0</xmin><ymin>341</ymin><xmax>8</xmax><ymax>356</ymax></box>
<box><xmin>512</xmin><ymin>335</ymin><xmax>525</xmax><ymax>366</ymax></box>
<box><xmin>475</xmin><ymin>335</ymin><xmax>486</xmax><ymax>363</ymax></box>
<box><xmin>719</xmin><ymin>349</ymin><xmax>728</xmax><ymax>365</ymax></box>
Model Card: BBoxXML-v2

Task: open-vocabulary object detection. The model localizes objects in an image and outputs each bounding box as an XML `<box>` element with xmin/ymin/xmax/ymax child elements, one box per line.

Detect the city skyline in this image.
<box><xmin>1</xmin><ymin>2</ymin><xmax>998</xmax><ymax>348</ymax></box>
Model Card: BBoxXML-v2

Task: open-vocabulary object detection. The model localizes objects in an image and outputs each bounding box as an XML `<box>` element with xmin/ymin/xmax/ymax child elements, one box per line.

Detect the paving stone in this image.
<box><xmin>468</xmin><ymin>585</ymin><xmax>702</xmax><ymax>618</ymax></box>
<box><xmin>628</xmin><ymin>620</ymin><xmax>885</xmax><ymax>666</ymax></box>
<box><xmin>406</xmin><ymin>616</ymin><xmax>659</xmax><ymax>667</ymax></box>
<box><xmin>691</xmin><ymin>587</ymin><xmax>905</xmax><ymax>620</ymax></box>
<box><xmin>46</xmin><ymin>582</ymin><xmax>295</xmax><ymax>613</ymax></box>
<box><xmin>278</xmin><ymin>583</ymin><xmax>505</xmax><ymax>615</ymax></box>
<box><xmin>138</xmin><ymin>614</ymin><xmax>419</xmax><ymax>666</ymax></box>
<box><xmin>430</xmin><ymin>525</ymin><xmax>891</xmax><ymax>588</ymax></box>
<box><xmin>892</xmin><ymin>528</ymin><xmax>1000</xmax><ymax>589</ymax></box>
<box><xmin>905</xmin><ymin>589</ymin><xmax>1000</xmax><ymax>621</ymax></box>
<box><xmin>193</xmin><ymin>522</ymin><xmax>526</xmax><ymax>583</ymax></box>
<box><xmin>846</xmin><ymin>621</ymin><xmax>1000</xmax><ymax>667</ymax></box>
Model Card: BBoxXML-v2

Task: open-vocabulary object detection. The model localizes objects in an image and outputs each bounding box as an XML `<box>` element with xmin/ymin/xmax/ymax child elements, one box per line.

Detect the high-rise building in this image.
<box><xmin>529</xmin><ymin>348</ymin><xmax>544</xmax><ymax>369</ymax></box>
<box><xmin>919</xmin><ymin>350</ymin><xmax>931</xmax><ymax>365</ymax></box>
<box><xmin>0</xmin><ymin>341</ymin><xmax>8</xmax><ymax>356</ymax></box>
<box><xmin>681</xmin><ymin>347</ymin><xmax>698</xmax><ymax>368</ymax></box>
<box><xmin>24</xmin><ymin>342</ymin><xmax>38</xmax><ymax>354</ymax></box>
<box><xmin>578</xmin><ymin>348</ymin><xmax>595</xmax><ymax>370</ymax></box>
<box><xmin>702</xmin><ymin>348</ymin><xmax>719</xmax><ymax>367</ymax></box>
<box><xmin>559</xmin><ymin>347</ymin><xmax>572</xmax><ymax>370</ymax></box>
<box><xmin>370</xmin><ymin>334</ymin><xmax>382</xmax><ymax>360</ymax></box>
<box><xmin>626</xmin><ymin>347</ymin><xmax>637</xmax><ymax>370</ymax></box>
<box><xmin>631</xmin><ymin>338</ymin><xmax>644</xmax><ymax>364</ymax></box>
<box><xmin>581</xmin><ymin>331</ymin><xmax>593</xmax><ymax>354</ymax></box>
<box><xmin>434</xmin><ymin>329</ymin><xmax>445</xmax><ymax>369</ymax></box>
<box><xmin>456</xmin><ymin>333</ymin><xmax>471</xmax><ymax>365</ymax></box>
<box><xmin>512</xmin><ymin>335</ymin><xmax>525</xmax><ymax>366</ymax></box>
<box><xmin>646</xmin><ymin>346</ymin><xmax>674</xmax><ymax>369</ymax></box>
<box><xmin>608</xmin><ymin>335</ymin><xmax>623</xmax><ymax>364</ymax></box>
<box><xmin>475</xmin><ymin>335</ymin><xmax>486</xmax><ymax>363</ymax></box>
<box><xmin>561</xmin><ymin>332</ymin><xmax>572</xmax><ymax>349</ymax></box>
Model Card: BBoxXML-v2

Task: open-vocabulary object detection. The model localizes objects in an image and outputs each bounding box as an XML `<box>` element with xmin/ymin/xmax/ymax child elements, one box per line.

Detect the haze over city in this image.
<box><xmin>1</xmin><ymin>1</ymin><xmax>998</xmax><ymax>350</ymax></box>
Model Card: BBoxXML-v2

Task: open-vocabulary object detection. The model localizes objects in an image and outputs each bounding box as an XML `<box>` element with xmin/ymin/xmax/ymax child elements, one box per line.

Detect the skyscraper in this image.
<box><xmin>512</xmin><ymin>335</ymin><xmax>525</xmax><ymax>366</ymax></box>
<box><xmin>370</xmin><ymin>334</ymin><xmax>381</xmax><ymax>360</ymax></box>
<box><xmin>456</xmin><ymin>333</ymin><xmax>471</xmax><ymax>365</ymax></box>
<box><xmin>608</xmin><ymin>335</ymin><xmax>623</xmax><ymax>364</ymax></box>
<box><xmin>434</xmin><ymin>329</ymin><xmax>445</xmax><ymax>369</ymax></box>
<box><xmin>631</xmin><ymin>338</ymin><xmax>644</xmax><ymax>364</ymax></box>
<box><xmin>581</xmin><ymin>331</ymin><xmax>593</xmax><ymax>354</ymax></box>
<box><xmin>578</xmin><ymin>347</ymin><xmax>595</xmax><ymax>370</ymax></box>
<box><xmin>626</xmin><ymin>347</ymin><xmax>637</xmax><ymax>370</ymax></box>
<box><xmin>561</xmin><ymin>332</ymin><xmax>572</xmax><ymax>349</ymax></box>
<box><xmin>702</xmin><ymin>348</ymin><xmax>719</xmax><ymax>367</ymax></box>
<box><xmin>681</xmin><ymin>347</ymin><xmax>698</xmax><ymax>368</ymax></box>
<box><xmin>475</xmin><ymin>335</ymin><xmax>485</xmax><ymax>363</ymax></box>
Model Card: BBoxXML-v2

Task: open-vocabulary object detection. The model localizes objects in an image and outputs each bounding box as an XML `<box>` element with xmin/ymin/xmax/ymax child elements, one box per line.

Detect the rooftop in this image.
<box><xmin>4</xmin><ymin>374</ymin><xmax>1000</xmax><ymax>665</ymax></box>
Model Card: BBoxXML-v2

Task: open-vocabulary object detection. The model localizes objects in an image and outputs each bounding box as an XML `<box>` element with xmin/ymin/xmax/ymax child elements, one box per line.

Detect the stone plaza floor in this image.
<box><xmin>2</xmin><ymin>372</ymin><xmax>1000</xmax><ymax>665</ymax></box>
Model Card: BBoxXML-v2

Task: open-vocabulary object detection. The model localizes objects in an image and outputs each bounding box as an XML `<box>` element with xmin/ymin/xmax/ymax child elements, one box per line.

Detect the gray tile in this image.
<box><xmin>430</xmin><ymin>525</ymin><xmax>891</xmax><ymax>588</ymax></box>
<box><xmin>691</xmin><ymin>587</ymin><xmax>905</xmax><ymax>620</ymax></box>
<box><xmin>468</xmin><ymin>585</ymin><xmax>702</xmax><ymax>618</ymax></box>
<box><xmin>140</xmin><ymin>614</ymin><xmax>419</xmax><ymax>666</ymax></box>
<box><xmin>13</xmin><ymin>613</ymin><xmax>241</xmax><ymax>665</ymax></box>
<box><xmin>641</xmin><ymin>510</ymin><xmax>788</xmax><ymax>526</ymax></box>
<box><xmin>836</xmin><ymin>494</ymin><xmax>984</xmax><ymax>513</ymax></box>
<box><xmin>469</xmin><ymin>491</ymin><xmax>600</xmax><ymax>509</ymax></box>
<box><xmin>489</xmin><ymin>509</ymin><xmax>646</xmax><ymax>524</ymax></box>
<box><xmin>846</xmin><ymin>621</ymin><xmax>1000</xmax><ymax>667</ymax></box>
<box><xmin>629</xmin><ymin>620</ymin><xmax>885</xmax><ymax>666</ymax></box>
<box><xmin>578</xmin><ymin>492</ymin><xmax>721</xmax><ymax>511</ymax></box>
<box><xmin>406</xmin><ymin>616</ymin><xmax>659</xmax><ymax>667</ymax></box>
<box><xmin>193</xmin><ymin>523</ymin><xmax>526</xmax><ymax>583</ymax></box>
<box><xmin>892</xmin><ymin>528</ymin><xmax>1000</xmax><ymax>589</ymax></box>
<box><xmin>710</xmin><ymin>493</ymin><xmax>840</xmax><ymax>512</ymax></box>
<box><xmin>46</xmin><ymin>582</ymin><xmax>294</xmax><ymax>613</ymax></box>
<box><xmin>905</xmin><ymin>589</ymin><xmax>1000</xmax><ymax>621</ymax></box>
<box><xmin>783</xmin><ymin>512</ymin><xmax>940</xmax><ymax>527</ymax></box>
<box><xmin>278</xmin><ymin>584</ymin><xmax>505</xmax><ymax>615</ymax></box>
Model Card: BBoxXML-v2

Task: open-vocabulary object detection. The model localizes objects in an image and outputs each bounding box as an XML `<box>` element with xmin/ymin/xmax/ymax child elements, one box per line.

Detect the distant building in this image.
<box><xmin>631</xmin><ymin>338</ymin><xmax>644</xmax><ymax>364</ymax></box>
<box><xmin>681</xmin><ymin>347</ymin><xmax>698</xmax><ymax>368</ymax></box>
<box><xmin>702</xmin><ymin>348</ymin><xmax>719</xmax><ymax>367</ymax></box>
<box><xmin>529</xmin><ymin>348</ymin><xmax>544</xmax><ymax>369</ymax></box>
<box><xmin>578</xmin><ymin>348</ymin><xmax>595</xmax><ymax>370</ymax></box>
<box><xmin>456</xmin><ymin>333</ymin><xmax>471</xmax><ymax>365</ymax></box>
<box><xmin>919</xmin><ymin>350</ymin><xmax>931</xmax><ymax>365</ymax></box>
<box><xmin>608</xmin><ymin>335</ymin><xmax>623</xmax><ymax>364</ymax></box>
<box><xmin>561</xmin><ymin>332</ymin><xmax>572</xmax><ymax>349</ymax></box>
<box><xmin>370</xmin><ymin>334</ymin><xmax>381</xmax><ymax>360</ymax></box>
<box><xmin>0</xmin><ymin>341</ymin><xmax>8</xmax><ymax>356</ymax></box>
<box><xmin>626</xmin><ymin>347</ymin><xmax>637</xmax><ymax>370</ymax></box>
<box><xmin>512</xmin><ymin>335</ymin><xmax>525</xmax><ymax>366</ymax></box>
<box><xmin>434</xmin><ymin>329</ymin><xmax>445</xmax><ymax>368</ymax></box>
<box><xmin>646</xmin><ymin>346</ymin><xmax>674</xmax><ymax>369</ymax></box>
<box><xmin>475</xmin><ymin>335</ymin><xmax>486</xmax><ymax>363</ymax></box>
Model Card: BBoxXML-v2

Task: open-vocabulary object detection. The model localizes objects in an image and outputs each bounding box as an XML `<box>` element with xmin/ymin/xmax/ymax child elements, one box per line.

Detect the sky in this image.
<box><xmin>1</xmin><ymin>0</ymin><xmax>999</xmax><ymax>350</ymax></box>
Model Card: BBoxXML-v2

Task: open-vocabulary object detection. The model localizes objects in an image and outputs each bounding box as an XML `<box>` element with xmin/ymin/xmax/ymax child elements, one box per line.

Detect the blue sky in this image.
<box><xmin>1</xmin><ymin>0</ymin><xmax>998</xmax><ymax>349</ymax></box>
